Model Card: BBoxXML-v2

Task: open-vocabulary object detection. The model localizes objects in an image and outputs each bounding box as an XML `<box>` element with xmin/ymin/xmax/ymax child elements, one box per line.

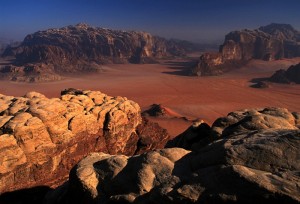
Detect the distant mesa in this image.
<box><xmin>0</xmin><ymin>23</ymin><xmax>199</xmax><ymax>82</ymax></box>
<box><xmin>191</xmin><ymin>52</ymin><xmax>247</xmax><ymax>76</ymax></box>
<box><xmin>192</xmin><ymin>23</ymin><xmax>300</xmax><ymax>76</ymax></box>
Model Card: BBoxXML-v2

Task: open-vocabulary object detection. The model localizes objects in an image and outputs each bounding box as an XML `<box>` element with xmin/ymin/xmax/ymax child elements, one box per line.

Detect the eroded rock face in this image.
<box><xmin>193</xmin><ymin>23</ymin><xmax>300</xmax><ymax>76</ymax></box>
<box><xmin>221</xmin><ymin>23</ymin><xmax>300</xmax><ymax>61</ymax></box>
<box><xmin>0</xmin><ymin>89</ymin><xmax>169</xmax><ymax>194</ymax></box>
<box><xmin>14</xmin><ymin>23</ymin><xmax>175</xmax><ymax>66</ymax></box>
<box><xmin>0</xmin><ymin>63</ymin><xmax>62</xmax><ymax>82</ymax></box>
<box><xmin>1</xmin><ymin>23</ymin><xmax>195</xmax><ymax>82</ymax></box>
<box><xmin>168</xmin><ymin>107</ymin><xmax>300</xmax><ymax>151</ymax></box>
<box><xmin>60</xmin><ymin>107</ymin><xmax>300</xmax><ymax>203</ymax></box>
<box><xmin>191</xmin><ymin>53</ymin><xmax>247</xmax><ymax>76</ymax></box>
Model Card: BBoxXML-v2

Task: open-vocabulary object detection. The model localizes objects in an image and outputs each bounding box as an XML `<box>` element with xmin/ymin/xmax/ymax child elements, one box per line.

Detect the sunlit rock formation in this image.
<box><xmin>56</xmin><ymin>107</ymin><xmax>300</xmax><ymax>203</ymax></box>
<box><xmin>0</xmin><ymin>89</ymin><xmax>169</xmax><ymax>194</ymax></box>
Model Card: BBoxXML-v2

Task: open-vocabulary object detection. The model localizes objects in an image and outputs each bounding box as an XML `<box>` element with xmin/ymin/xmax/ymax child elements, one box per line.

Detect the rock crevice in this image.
<box><xmin>57</xmin><ymin>107</ymin><xmax>300</xmax><ymax>203</ymax></box>
<box><xmin>0</xmin><ymin>89</ymin><xmax>169</xmax><ymax>193</ymax></box>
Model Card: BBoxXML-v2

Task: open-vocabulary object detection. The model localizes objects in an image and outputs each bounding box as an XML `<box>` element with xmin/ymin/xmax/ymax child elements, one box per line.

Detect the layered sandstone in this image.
<box><xmin>221</xmin><ymin>23</ymin><xmax>300</xmax><ymax>61</ymax></box>
<box><xmin>190</xmin><ymin>52</ymin><xmax>246</xmax><ymax>76</ymax></box>
<box><xmin>0</xmin><ymin>89</ymin><xmax>169</xmax><ymax>194</ymax></box>
<box><xmin>58</xmin><ymin>107</ymin><xmax>300</xmax><ymax>203</ymax></box>
<box><xmin>193</xmin><ymin>23</ymin><xmax>300</xmax><ymax>76</ymax></box>
<box><xmin>1</xmin><ymin>23</ymin><xmax>196</xmax><ymax>82</ymax></box>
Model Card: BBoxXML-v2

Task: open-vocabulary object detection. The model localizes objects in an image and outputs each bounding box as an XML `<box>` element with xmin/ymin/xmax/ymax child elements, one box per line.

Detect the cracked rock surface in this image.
<box><xmin>58</xmin><ymin>107</ymin><xmax>300</xmax><ymax>204</ymax></box>
<box><xmin>0</xmin><ymin>89</ymin><xmax>169</xmax><ymax>193</ymax></box>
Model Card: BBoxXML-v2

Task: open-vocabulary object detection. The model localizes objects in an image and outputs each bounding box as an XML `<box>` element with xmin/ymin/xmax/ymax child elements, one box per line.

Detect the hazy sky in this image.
<box><xmin>1</xmin><ymin>0</ymin><xmax>300</xmax><ymax>43</ymax></box>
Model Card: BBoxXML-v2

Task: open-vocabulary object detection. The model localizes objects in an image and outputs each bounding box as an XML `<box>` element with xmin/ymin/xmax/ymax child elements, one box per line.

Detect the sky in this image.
<box><xmin>1</xmin><ymin>0</ymin><xmax>300</xmax><ymax>44</ymax></box>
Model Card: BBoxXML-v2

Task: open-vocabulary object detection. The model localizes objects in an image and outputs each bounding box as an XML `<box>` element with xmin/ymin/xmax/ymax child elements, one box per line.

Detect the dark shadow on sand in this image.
<box><xmin>162</xmin><ymin>60</ymin><xmax>198</xmax><ymax>76</ymax></box>
<box><xmin>250</xmin><ymin>77</ymin><xmax>269</xmax><ymax>83</ymax></box>
<box><xmin>249</xmin><ymin>77</ymin><xmax>270</xmax><ymax>88</ymax></box>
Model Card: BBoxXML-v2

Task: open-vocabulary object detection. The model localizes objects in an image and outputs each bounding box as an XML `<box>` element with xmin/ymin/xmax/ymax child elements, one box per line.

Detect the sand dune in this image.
<box><xmin>1</xmin><ymin>58</ymin><xmax>300</xmax><ymax>136</ymax></box>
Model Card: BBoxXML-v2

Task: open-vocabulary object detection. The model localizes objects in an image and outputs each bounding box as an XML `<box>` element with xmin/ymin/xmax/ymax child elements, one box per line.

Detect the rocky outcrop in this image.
<box><xmin>0</xmin><ymin>63</ymin><xmax>63</xmax><ymax>82</ymax></box>
<box><xmin>270</xmin><ymin>63</ymin><xmax>300</xmax><ymax>84</ymax></box>
<box><xmin>191</xmin><ymin>53</ymin><xmax>246</xmax><ymax>76</ymax></box>
<box><xmin>142</xmin><ymin>104</ymin><xmax>168</xmax><ymax>117</ymax></box>
<box><xmin>0</xmin><ymin>89</ymin><xmax>169</xmax><ymax>194</ymax></box>
<box><xmin>221</xmin><ymin>23</ymin><xmax>300</xmax><ymax>61</ymax></box>
<box><xmin>135</xmin><ymin>117</ymin><xmax>169</xmax><ymax>154</ymax></box>
<box><xmin>142</xmin><ymin>104</ymin><xmax>187</xmax><ymax>120</ymax></box>
<box><xmin>168</xmin><ymin>107</ymin><xmax>300</xmax><ymax>150</ymax></box>
<box><xmin>57</xmin><ymin>107</ymin><xmax>300</xmax><ymax>203</ymax></box>
<box><xmin>193</xmin><ymin>23</ymin><xmax>300</xmax><ymax>76</ymax></box>
<box><xmin>1</xmin><ymin>23</ymin><xmax>198</xmax><ymax>82</ymax></box>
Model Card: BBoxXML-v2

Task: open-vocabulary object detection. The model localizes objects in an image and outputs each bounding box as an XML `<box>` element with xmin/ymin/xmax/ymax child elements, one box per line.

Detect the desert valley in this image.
<box><xmin>1</xmin><ymin>57</ymin><xmax>300</xmax><ymax>137</ymax></box>
<box><xmin>0</xmin><ymin>4</ymin><xmax>300</xmax><ymax>203</ymax></box>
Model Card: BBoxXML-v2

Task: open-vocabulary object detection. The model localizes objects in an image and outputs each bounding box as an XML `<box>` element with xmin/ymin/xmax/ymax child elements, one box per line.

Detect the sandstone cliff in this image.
<box><xmin>220</xmin><ymin>23</ymin><xmax>300</xmax><ymax>61</ymax></box>
<box><xmin>0</xmin><ymin>89</ymin><xmax>169</xmax><ymax>194</ymax></box>
<box><xmin>55</xmin><ymin>107</ymin><xmax>300</xmax><ymax>203</ymax></box>
<box><xmin>1</xmin><ymin>23</ymin><xmax>197</xmax><ymax>82</ymax></box>
<box><xmin>193</xmin><ymin>23</ymin><xmax>300</xmax><ymax>76</ymax></box>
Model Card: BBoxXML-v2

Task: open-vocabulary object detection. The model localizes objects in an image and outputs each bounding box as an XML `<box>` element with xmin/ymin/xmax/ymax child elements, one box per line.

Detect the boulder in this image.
<box><xmin>57</xmin><ymin>107</ymin><xmax>300</xmax><ymax>203</ymax></box>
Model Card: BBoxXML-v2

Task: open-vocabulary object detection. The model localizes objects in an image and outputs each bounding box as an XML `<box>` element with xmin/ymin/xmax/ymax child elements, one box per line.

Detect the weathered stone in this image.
<box><xmin>0</xmin><ymin>89</ymin><xmax>169</xmax><ymax>194</ymax></box>
<box><xmin>0</xmin><ymin>134</ymin><xmax>27</xmax><ymax>174</ymax></box>
<box><xmin>211</xmin><ymin>107</ymin><xmax>299</xmax><ymax>138</ymax></box>
<box><xmin>57</xmin><ymin>107</ymin><xmax>300</xmax><ymax>203</ymax></box>
<box><xmin>1</xmin><ymin>24</ymin><xmax>199</xmax><ymax>82</ymax></box>
<box><xmin>221</xmin><ymin>23</ymin><xmax>300</xmax><ymax>61</ymax></box>
<box><xmin>192</xmin><ymin>23</ymin><xmax>300</xmax><ymax>76</ymax></box>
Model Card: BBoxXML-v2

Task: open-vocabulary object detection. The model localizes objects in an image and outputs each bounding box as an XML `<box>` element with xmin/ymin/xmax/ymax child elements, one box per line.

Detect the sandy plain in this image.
<box><xmin>1</xmin><ymin>57</ymin><xmax>300</xmax><ymax>137</ymax></box>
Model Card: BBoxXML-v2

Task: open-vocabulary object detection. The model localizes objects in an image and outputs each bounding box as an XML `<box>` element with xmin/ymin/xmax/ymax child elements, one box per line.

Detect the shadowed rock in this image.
<box><xmin>0</xmin><ymin>89</ymin><xmax>169</xmax><ymax>194</ymax></box>
<box><xmin>142</xmin><ymin>104</ymin><xmax>168</xmax><ymax>117</ymax></box>
<box><xmin>270</xmin><ymin>63</ymin><xmax>300</xmax><ymax>84</ymax></box>
<box><xmin>54</xmin><ymin>107</ymin><xmax>300</xmax><ymax>203</ymax></box>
